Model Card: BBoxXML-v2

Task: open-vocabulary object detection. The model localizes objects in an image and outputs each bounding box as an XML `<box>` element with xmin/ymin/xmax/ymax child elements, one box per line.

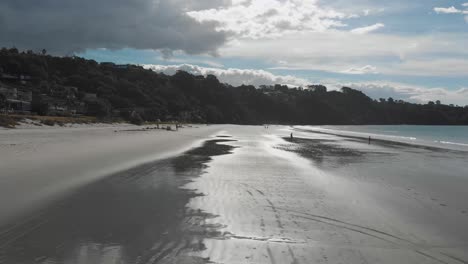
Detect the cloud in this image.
<box><xmin>434</xmin><ymin>6</ymin><xmax>463</xmax><ymax>14</ymax></box>
<box><xmin>350</xmin><ymin>23</ymin><xmax>385</xmax><ymax>34</ymax></box>
<box><xmin>433</xmin><ymin>6</ymin><xmax>468</xmax><ymax>14</ymax></box>
<box><xmin>341</xmin><ymin>65</ymin><xmax>378</xmax><ymax>74</ymax></box>
<box><xmin>385</xmin><ymin>58</ymin><xmax>468</xmax><ymax>77</ymax></box>
<box><xmin>222</xmin><ymin>31</ymin><xmax>468</xmax><ymax>77</ymax></box>
<box><xmin>324</xmin><ymin>80</ymin><xmax>468</xmax><ymax>105</ymax></box>
<box><xmin>0</xmin><ymin>0</ymin><xmax>228</xmax><ymax>55</ymax></box>
<box><xmin>187</xmin><ymin>0</ymin><xmax>352</xmax><ymax>39</ymax></box>
<box><xmin>143</xmin><ymin>64</ymin><xmax>309</xmax><ymax>87</ymax></box>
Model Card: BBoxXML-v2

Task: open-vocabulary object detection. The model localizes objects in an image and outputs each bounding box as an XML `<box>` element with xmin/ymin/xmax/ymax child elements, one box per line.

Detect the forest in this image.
<box><xmin>1</xmin><ymin>47</ymin><xmax>468</xmax><ymax>125</ymax></box>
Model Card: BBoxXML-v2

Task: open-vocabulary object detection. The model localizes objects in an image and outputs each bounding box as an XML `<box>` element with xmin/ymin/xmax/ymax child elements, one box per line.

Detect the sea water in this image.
<box><xmin>297</xmin><ymin>125</ymin><xmax>468</xmax><ymax>151</ymax></box>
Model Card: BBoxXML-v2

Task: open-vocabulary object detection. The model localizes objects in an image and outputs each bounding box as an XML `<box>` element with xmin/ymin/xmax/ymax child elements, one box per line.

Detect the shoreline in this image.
<box><xmin>293</xmin><ymin>125</ymin><xmax>468</xmax><ymax>152</ymax></box>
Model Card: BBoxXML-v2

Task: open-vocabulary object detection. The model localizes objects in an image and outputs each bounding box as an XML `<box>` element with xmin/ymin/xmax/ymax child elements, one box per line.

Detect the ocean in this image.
<box><xmin>296</xmin><ymin>125</ymin><xmax>468</xmax><ymax>151</ymax></box>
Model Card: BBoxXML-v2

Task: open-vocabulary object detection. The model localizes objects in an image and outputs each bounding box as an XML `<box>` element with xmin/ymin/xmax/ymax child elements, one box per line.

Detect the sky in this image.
<box><xmin>1</xmin><ymin>0</ymin><xmax>468</xmax><ymax>105</ymax></box>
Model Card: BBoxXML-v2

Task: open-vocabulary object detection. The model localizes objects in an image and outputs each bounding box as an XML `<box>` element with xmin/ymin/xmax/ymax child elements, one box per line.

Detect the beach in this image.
<box><xmin>0</xmin><ymin>124</ymin><xmax>220</xmax><ymax>226</ymax></box>
<box><xmin>1</xmin><ymin>125</ymin><xmax>468</xmax><ymax>264</ymax></box>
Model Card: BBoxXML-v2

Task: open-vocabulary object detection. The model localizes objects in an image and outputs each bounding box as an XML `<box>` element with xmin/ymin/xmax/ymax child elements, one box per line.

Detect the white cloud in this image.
<box><xmin>385</xmin><ymin>58</ymin><xmax>468</xmax><ymax>77</ymax></box>
<box><xmin>142</xmin><ymin>64</ymin><xmax>309</xmax><ymax>87</ymax></box>
<box><xmin>221</xmin><ymin>31</ymin><xmax>468</xmax><ymax>77</ymax></box>
<box><xmin>434</xmin><ymin>6</ymin><xmax>462</xmax><ymax>14</ymax></box>
<box><xmin>341</xmin><ymin>65</ymin><xmax>379</xmax><ymax>74</ymax></box>
<box><xmin>323</xmin><ymin>80</ymin><xmax>468</xmax><ymax>105</ymax></box>
<box><xmin>433</xmin><ymin>6</ymin><xmax>468</xmax><ymax>14</ymax></box>
<box><xmin>350</xmin><ymin>23</ymin><xmax>385</xmax><ymax>34</ymax></box>
<box><xmin>187</xmin><ymin>0</ymin><xmax>352</xmax><ymax>39</ymax></box>
<box><xmin>360</xmin><ymin>8</ymin><xmax>386</xmax><ymax>16</ymax></box>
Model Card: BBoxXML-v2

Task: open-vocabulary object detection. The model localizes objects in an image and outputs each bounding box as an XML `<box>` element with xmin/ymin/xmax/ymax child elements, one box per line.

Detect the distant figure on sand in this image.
<box><xmin>368</xmin><ymin>136</ymin><xmax>371</xmax><ymax>144</ymax></box>
<box><xmin>290</xmin><ymin>133</ymin><xmax>294</xmax><ymax>140</ymax></box>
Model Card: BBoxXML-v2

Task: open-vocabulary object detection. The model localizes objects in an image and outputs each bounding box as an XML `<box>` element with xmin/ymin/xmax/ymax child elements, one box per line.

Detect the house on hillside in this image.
<box><xmin>0</xmin><ymin>74</ymin><xmax>33</xmax><ymax>85</ymax></box>
<box><xmin>100</xmin><ymin>62</ymin><xmax>116</xmax><ymax>67</ymax></box>
<box><xmin>19</xmin><ymin>75</ymin><xmax>32</xmax><ymax>85</ymax></box>
<box><xmin>0</xmin><ymin>73</ymin><xmax>18</xmax><ymax>82</ymax></box>
<box><xmin>6</xmin><ymin>99</ymin><xmax>31</xmax><ymax>113</ymax></box>
<box><xmin>17</xmin><ymin>89</ymin><xmax>33</xmax><ymax>102</ymax></box>
<box><xmin>114</xmin><ymin>64</ymin><xmax>129</xmax><ymax>69</ymax></box>
<box><xmin>0</xmin><ymin>87</ymin><xmax>17</xmax><ymax>99</ymax></box>
<box><xmin>0</xmin><ymin>86</ymin><xmax>33</xmax><ymax>113</ymax></box>
<box><xmin>100</xmin><ymin>62</ymin><xmax>129</xmax><ymax>69</ymax></box>
<box><xmin>50</xmin><ymin>86</ymin><xmax>77</xmax><ymax>99</ymax></box>
<box><xmin>48</xmin><ymin>103</ymin><xmax>68</xmax><ymax>115</ymax></box>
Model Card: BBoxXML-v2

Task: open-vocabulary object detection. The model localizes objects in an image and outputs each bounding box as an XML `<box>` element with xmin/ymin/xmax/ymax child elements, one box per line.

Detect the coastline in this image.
<box><xmin>294</xmin><ymin>125</ymin><xmax>468</xmax><ymax>152</ymax></box>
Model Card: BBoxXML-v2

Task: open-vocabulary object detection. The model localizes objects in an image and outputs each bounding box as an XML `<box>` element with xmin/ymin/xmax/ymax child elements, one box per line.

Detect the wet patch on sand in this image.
<box><xmin>0</xmin><ymin>139</ymin><xmax>236</xmax><ymax>264</ymax></box>
<box><xmin>216</xmin><ymin>135</ymin><xmax>232</xmax><ymax>138</ymax></box>
<box><xmin>276</xmin><ymin>137</ymin><xmax>393</xmax><ymax>168</ymax></box>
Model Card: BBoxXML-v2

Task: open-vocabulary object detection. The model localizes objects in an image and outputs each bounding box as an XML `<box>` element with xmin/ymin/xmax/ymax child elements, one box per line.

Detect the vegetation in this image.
<box><xmin>0</xmin><ymin>115</ymin><xmax>19</xmax><ymax>128</ymax></box>
<box><xmin>0</xmin><ymin>114</ymin><xmax>97</xmax><ymax>128</ymax></box>
<box><xmin>1</xmin><ymin>47</ymin><xmax>468</xmax><ymax>125</ymax></box>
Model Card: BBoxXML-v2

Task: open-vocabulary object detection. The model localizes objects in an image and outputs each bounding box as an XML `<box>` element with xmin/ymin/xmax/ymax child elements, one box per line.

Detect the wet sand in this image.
<box><xmin>1</xmin><ymin>125</ymin><xmax>468</xmax><ymax>263</ymax></box>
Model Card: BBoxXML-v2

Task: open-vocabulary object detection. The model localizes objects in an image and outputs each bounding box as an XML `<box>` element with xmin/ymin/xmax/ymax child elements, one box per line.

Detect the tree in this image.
<box><xmin>8</xmin><ymin>47</ymin><xmax>18</xmax><ymax>54</ymax></box>
<box><xmin>0</xmin><ymin>94</ymin><xmax>6</xmax><ymax>110</ymax></box>
<box><xmin>87</xmin><ymin>100</ymin><xmax>111</xmax><ymax>118</ymax></box>
<box><xmin>309</xmin><ymin>85</ymin><xmax>327</xmax><ymax>93</ymax></box>
<box><xmin>1</xmin><ymin>47</ymin><xmax>467</xmax><ymax>126</ymax></box>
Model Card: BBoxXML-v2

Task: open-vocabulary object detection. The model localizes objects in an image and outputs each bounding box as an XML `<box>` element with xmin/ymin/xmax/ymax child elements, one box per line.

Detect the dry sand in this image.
<box><xmin>0</xmin><ymin>124</ymin><xmax>221</xmax><ymax>225</ymax></box>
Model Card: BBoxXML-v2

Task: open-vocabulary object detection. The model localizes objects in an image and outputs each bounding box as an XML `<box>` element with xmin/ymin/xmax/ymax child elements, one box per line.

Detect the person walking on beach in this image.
<box><xmin>290</xmin><ymin>133</ymin><xmax>294</xmax><ymax>140</ymax></box>
<box><xmin>368</xmin><ymin>136</ymin><xmax>371</xmax><ymax>144</ymax></box>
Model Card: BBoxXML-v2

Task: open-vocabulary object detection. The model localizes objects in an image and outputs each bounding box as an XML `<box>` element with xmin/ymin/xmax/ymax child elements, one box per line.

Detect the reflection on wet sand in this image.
<box><xmin>276</xmin><ymin>137</ymin><xmax>394</xmax><ymax>168</ymax></box>
<box><xmin>0</xmin><ymin>139</ymin><xmax>236</xmax><ymax>264</ymax></box>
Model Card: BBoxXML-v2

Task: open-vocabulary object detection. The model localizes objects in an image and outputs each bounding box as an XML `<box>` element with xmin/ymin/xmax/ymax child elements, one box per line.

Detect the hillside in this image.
<box><xmin>1</xmin><ymin>48</ymin><xmax>467</xmax><ymax>125</ymax></box>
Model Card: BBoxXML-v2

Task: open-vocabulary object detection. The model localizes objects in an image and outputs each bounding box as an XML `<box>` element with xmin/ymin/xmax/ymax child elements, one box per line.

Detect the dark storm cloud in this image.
<box><xmin>0</xmin><ymin>0</ymin><xmax>229</xmax><ymax>54</ymax></box>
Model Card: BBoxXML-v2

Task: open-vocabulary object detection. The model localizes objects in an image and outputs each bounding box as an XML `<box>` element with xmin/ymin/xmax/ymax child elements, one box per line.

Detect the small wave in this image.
<box><xmin>296</xmin><ymin>125</ymin><xmax>468</xmax><ymax>151</ymax></box>
<box><xmin>435</xmin><ymin>141</ymin><xmax>468</xmax><ymax>147</ymax></box>
<box><xmin>296</xmin><ymin>126</ymin><xmax>417</xmax><ymax>141</ymax></box>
